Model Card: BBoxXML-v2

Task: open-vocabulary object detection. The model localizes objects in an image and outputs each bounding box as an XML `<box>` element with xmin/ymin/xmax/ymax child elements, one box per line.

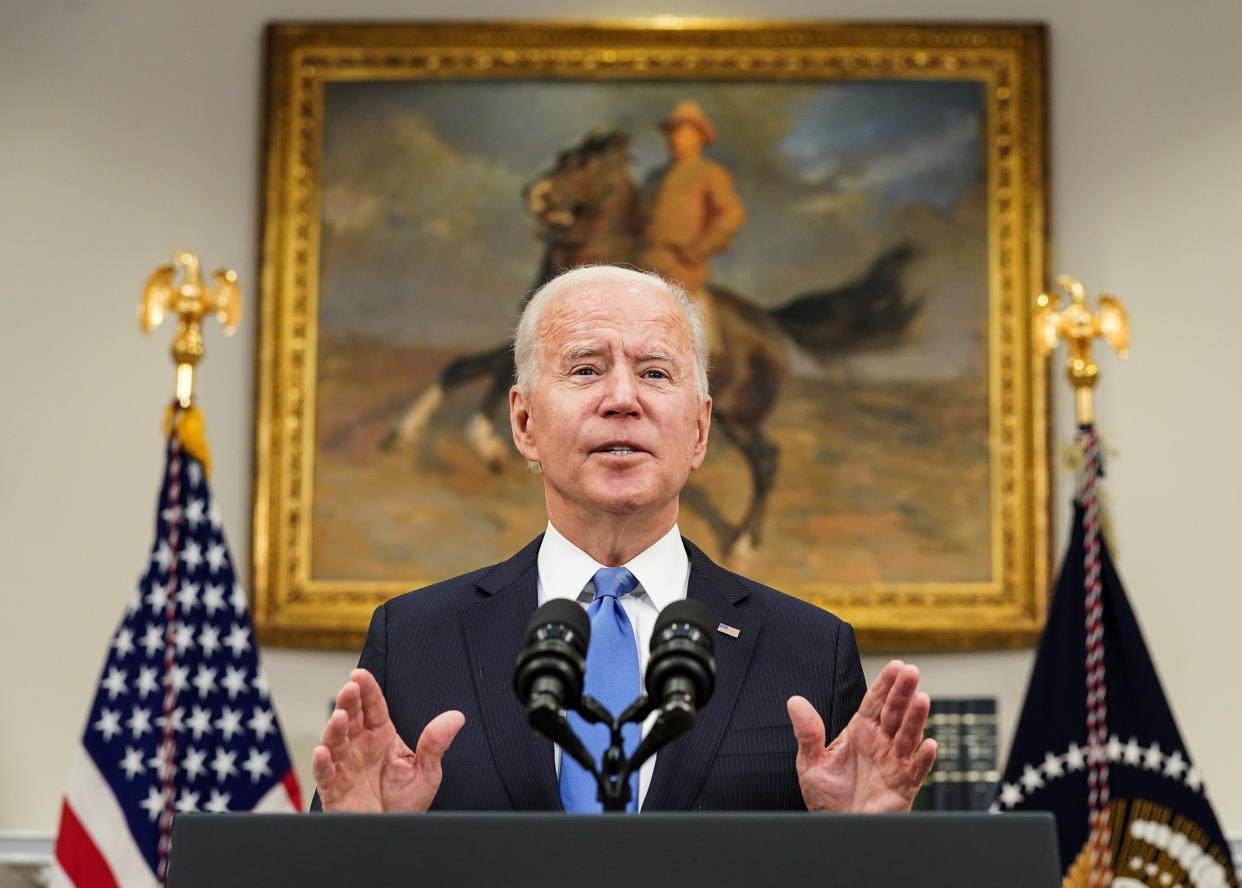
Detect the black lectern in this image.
<box><xmin>166</xmin><ymin>811</ymin><xmax>1060</xmax><ymax>888</ymax></box>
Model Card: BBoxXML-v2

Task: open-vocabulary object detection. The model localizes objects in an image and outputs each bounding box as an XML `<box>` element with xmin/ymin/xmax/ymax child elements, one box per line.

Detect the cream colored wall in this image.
<box><xmin>2</xmin><ymin>0</ymin><xmax>1238</xmax><ymax>837</ymax></box>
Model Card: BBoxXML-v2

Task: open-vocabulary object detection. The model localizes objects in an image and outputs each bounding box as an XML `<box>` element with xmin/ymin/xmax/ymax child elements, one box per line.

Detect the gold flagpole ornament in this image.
<box><xmin>140</xmin><ymin>249</ymin><xmax>242</xmax><ymax>408</ymax></box>
<box><xmin>139</xmin><ymin>249</ymin><xmax>242</xmax><ymax>476</ymax></box>
<box><xmin>1033</xmin><ymin>276</ymin><xmax>1129</xmax><ymax>426</ymax></box>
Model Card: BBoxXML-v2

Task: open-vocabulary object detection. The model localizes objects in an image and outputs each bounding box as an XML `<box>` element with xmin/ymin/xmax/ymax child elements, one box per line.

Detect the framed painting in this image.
<box><xmin>252</xmin><ymin>20</ymin><xmax>1050</xmax><ymax>649</ymax></box>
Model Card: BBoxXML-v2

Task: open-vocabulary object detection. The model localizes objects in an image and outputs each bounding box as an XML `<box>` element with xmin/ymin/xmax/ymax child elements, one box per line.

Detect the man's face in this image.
<box><xmin>510</xmin><ymin>284</ymin><xmax>712</xmax><ymax>526</ymax></box>
<box><xmin>665</xmin><ymin>122</ymin><xmax>706</xmax><ymax>160</ymax></box>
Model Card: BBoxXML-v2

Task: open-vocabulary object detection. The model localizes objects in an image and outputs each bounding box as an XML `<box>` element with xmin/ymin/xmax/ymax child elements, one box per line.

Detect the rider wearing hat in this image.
<box><xmin>640</xmin><ymin>100</ymin><xmax>747</xmax><ymax>297</ymax></box>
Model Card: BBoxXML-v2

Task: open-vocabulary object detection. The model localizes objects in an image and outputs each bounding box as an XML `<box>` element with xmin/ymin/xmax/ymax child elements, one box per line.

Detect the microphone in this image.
<box><xmin>514</xmin><ymin>599</ymin><xmax>590</xmax><ymax>726</ymax></box>
<box><xmin>513</xmin><ymin>600</ymin><xmax>601</xmax><ymax>775</ymax></box>
<box><xmin>645</xmin><ymin>599</ymin><xmax>716</xmax><ymax>714</ymax></box>
<box><xmin>625</xmin><ymin>599</ymin><xmax>717</xmax><ymax>774</ymax></box>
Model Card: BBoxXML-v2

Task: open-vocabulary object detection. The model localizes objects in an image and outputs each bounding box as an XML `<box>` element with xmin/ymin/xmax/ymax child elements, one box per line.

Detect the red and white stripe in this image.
<box><xmin>49</xmin><ymin>748</ymin><xmax>301</xmax><ymax>888</ymax></box>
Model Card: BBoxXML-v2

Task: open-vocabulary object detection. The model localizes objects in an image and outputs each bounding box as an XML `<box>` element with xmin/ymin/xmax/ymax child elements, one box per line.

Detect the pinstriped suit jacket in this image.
<box><xmin>348</xmin><ymin>534</ymin><xmax>866</xmax><ymax>811</ymax></box>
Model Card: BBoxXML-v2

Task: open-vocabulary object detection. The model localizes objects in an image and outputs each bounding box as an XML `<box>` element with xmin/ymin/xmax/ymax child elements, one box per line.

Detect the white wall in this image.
<box><xmin>2</xmin><ymin>0</ymin><xmax>1239</xmax><ymax>837</ymax></box>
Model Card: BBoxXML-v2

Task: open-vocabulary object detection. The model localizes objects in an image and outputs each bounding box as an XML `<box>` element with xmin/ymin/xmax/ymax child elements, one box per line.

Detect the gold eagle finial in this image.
<box><xmin>1034</xmin><ymin>275</ymin><xmax>1129</xmax><ymax>426</ymax></box>
<box><xmin>140</xmin><ymin>249</ymin><xmax>242</xmax><ymax>407</ymax></box>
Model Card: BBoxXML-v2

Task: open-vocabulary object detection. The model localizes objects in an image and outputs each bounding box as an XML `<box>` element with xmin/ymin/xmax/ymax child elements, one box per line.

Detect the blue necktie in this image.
<box><xmin>559</xmin><ymin>566</ymin><xmax>641</xmax><ymax>813</ymax></box>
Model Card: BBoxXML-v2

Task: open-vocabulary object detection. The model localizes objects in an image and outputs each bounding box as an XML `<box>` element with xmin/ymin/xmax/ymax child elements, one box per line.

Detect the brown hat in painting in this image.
<box><xmin>660</xmin><ymin>100</ymin><xmax>717</xmax><ymax>144</ymax></box>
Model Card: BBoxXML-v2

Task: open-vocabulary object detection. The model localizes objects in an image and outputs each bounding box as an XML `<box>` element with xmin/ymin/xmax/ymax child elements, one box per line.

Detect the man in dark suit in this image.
<box><xmin>312</xmin><ymin>265</ymin><xmax>936</xmax><ymax>813</ymax></box>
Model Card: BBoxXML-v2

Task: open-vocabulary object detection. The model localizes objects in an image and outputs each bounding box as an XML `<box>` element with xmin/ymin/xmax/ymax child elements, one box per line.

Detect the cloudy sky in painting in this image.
<box><xmin>317</xmin><ymin>78</ymin><xmax>986</xmax><ymax>377</ymax></box>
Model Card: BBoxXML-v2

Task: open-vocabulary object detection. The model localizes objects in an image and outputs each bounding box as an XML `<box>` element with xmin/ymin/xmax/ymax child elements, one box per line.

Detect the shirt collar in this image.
<box><xmin>538</xmin><ymin>521</ymin><xmax>688</xmax><ymax>609</ymax></box>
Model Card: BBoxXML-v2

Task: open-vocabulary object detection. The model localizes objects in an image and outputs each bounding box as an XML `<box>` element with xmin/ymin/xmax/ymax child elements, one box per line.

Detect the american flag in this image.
<box><xmin>51</xmin><ymin>420</ymin><xmax>302</xmax><ymax>888</ymax></box>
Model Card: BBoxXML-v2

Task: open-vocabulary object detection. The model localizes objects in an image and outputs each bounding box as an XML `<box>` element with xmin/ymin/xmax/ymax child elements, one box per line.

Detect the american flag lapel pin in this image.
<box><xmin>716</xmin><ymin>622</ymin><xmax>741</xmax><ymax>638</ymax></box>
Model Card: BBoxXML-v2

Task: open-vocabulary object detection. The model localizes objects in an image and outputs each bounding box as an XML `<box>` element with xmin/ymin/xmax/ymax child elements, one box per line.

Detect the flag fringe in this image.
<box><xmin>162</xmin><ymin>404</ymin><xmax>211</xmax><ymax>476</ymax></box>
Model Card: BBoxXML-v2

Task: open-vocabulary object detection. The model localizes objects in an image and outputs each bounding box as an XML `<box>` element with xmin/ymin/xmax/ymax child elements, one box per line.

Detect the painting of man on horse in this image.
<box><xmin>315</xmin><ymin>79</ymin><xmax>988</xmax><ymax>586</ymax></box>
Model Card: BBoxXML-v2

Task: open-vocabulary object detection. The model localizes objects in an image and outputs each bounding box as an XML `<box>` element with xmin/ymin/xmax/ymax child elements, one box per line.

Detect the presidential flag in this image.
<box><xmin>996</xmin><ymin>429</ymin><xmax>1237</xmax><ymax>888</ymax></box>
<box><xmin>51</xmin><ymin>409</ymin><xmax>302</xmax><ymax>887</ymax></box>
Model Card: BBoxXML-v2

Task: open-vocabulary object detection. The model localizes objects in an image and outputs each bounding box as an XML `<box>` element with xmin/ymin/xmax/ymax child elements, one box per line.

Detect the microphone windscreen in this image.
<box><xmin>651</xmin><ymin>599</ymin><xmax>714</xmax><ymax>651</ymax></box>
<box><xmin>525</xmin><ymin>599</ymin><xmax>590</xmax><ymax>652</ymax></box>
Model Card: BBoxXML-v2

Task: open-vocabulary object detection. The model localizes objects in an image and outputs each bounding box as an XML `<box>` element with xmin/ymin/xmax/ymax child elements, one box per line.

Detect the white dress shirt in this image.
<box><xmin>536</xmin><ymin>520</ymin><xmax>690</xmax><ymax>809</ymax></box>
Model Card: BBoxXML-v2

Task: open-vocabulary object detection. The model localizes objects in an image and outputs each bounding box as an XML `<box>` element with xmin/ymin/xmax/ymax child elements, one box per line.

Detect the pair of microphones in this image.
<box><xmin>513</xmin><ymin>598</ymin><xmax>717</xmax><ymax>811</ymax></box>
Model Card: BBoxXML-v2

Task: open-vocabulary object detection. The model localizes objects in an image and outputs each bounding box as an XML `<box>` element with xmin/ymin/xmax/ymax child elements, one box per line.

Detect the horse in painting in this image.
<box><xmin>385</xmin><ymin>128</ymin><xmax>920</xmax><ymax>558</ymax></box>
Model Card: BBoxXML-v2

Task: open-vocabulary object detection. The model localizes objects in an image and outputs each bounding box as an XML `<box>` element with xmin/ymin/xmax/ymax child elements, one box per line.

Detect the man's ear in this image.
<box><xmin>509</xmin><ymin>385</ymin><xmax>540</xmax><ymax>463</ymax></box>
<box><xmin>689</xmin><ymin>394</ymin><xmax>712</xmax><ymax>471</ymax></box>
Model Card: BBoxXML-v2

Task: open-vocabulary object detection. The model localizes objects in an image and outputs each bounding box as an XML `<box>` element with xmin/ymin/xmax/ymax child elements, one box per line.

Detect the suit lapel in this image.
<box><xmin>458</xmin><ymin>535</ymin><xmax>562</xmax><ymax>811</ymax></box>
<box><xmin>643</xmin><ymin>539</ymin><xmax>762</xmax><ymax>811</ymax></box>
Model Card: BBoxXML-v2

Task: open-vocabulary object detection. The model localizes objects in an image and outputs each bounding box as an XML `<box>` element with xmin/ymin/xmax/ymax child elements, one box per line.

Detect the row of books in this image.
<box><xmin>911</xmin><ymin>697</ymin><xmax>999</xmax><ymax>811</ymax></box>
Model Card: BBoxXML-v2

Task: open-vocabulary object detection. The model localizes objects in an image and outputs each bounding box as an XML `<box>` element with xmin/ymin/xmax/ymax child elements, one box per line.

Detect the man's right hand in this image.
<box><xmin>311</xmin><ymin>668</ymin><xmax>465</xmax><ymax>812</ymax></box>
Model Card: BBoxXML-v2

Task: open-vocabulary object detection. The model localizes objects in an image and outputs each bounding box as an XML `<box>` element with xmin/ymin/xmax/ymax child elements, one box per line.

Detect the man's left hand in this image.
<box><xmin>787</xmin><ymin>660</ymin><xmax>937</xmax><ymax>812</ymax></box>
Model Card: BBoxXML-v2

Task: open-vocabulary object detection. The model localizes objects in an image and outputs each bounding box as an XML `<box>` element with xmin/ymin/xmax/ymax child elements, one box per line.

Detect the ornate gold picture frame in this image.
<box><xmin>253</xmin><ymin>20</ymin><xmax>1049</xmax><ymax>650</ymax></box>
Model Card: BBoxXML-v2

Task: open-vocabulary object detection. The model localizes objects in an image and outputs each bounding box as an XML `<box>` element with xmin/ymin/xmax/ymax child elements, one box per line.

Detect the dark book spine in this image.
<box><xmin>961</xmin><ymin>697</ymin><xmax>999</xmax><ymax>811</ymax></box>
<box><xmin>927</xmin><ymin>698</ymin><xmax>965</xmax><ymax>810</ymax></box>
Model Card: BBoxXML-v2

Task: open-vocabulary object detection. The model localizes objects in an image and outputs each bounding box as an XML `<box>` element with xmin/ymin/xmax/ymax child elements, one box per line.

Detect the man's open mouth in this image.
<box><xmin>595</xmin><ymin>443</ymin><xmax>646</xmax><ymax>455</ymax></box>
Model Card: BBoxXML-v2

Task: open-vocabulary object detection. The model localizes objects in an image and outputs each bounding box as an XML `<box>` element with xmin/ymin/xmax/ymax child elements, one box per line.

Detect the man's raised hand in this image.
<box><xmin>787</xmin><ymin>660</ymin><xmax>937</xmax><ymax>813</ymax></box>
<box><xmin>311</xmin><ymin>668</ymin><xmax>464</xmax><ymax>812</ymax></box>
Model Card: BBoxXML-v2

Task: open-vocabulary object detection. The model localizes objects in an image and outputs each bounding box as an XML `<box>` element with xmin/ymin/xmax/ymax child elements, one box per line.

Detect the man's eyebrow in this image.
<box><xmin>637</xmin><ymin>350</ymin><xmax>680</xmax><ymax>364</ymax></box>
<box><xmin>559</xmin><ymin>344</ymin><xmax>604</xmax><ymax>362</ymax></box>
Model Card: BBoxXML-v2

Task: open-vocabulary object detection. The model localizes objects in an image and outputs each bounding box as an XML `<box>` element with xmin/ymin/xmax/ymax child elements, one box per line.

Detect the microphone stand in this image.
<box><xmin>569</xmin><ymin>691</ymin><xmax>699</xmax><ymax>812</ymax></box>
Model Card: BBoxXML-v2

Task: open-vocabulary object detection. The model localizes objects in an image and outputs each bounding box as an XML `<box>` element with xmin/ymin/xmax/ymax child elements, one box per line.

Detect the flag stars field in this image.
<box><xmin>52</xmin><ymin>433</ymin><xmax>300</xmax><ymax>887</ymax></box>
<box><xmin>205</xmin><ymin>543</ymin><xmax>227</xmax><ymax>573</ymax></box>
<box><xmin>252</xmin><ymin>666</ymin><xmax>271</xmax><ymax>697</ymax></box>
<box><xmin>100</xmin><ymin>667</ymin><xmax>128</xmax><ymax>700</ymax></box>
<box><xmin>222</xmin><ymin>665</ymin><xmax>249</xmax><ymax>699</ymax></box>
<box><xmin>186</xmin><ymin>705</ymin><xmax>213</xmax><ymax>740</ymax></box>
<box><xmin>215</xmin><ymin>706</ymin><xmax>244</xmax><ymax>740</ymax></box>
<box><xmin>193</xmin><ymin>665</ymin><xmax>218</xmax><ymax>697</ymax></box>
<box><xmin>111</xmin><ymin>628</ymin><xmax>135</xmax><ymax>658</ymax></box>
<box><xmin>203</xmin><ymin>583</ymin><xmax>226</xmax><ymax>615</ymax></box>
<box><xmin>204</xmin><ymin>789</ymin><xmax>230</xmax><ymax>814</ymax></box>
<box><xmin>248</xmin><ymin>707</ymin><xmax>276</xmax><ymax>740</ymax></box>
<box><xmin>93</xmin><ymin>708</ymin><xmax>122</xmax><ymax>742</ymax></box>
<box><xmin>135</xmin><ymin>664</ymin><xmax>160</xmax><ymax>697</ymax></box>
<box><xmin>185</xmin><ymin>498</ymin><xmax>206</xmax><ymax>527</ymax></box>
<box><xmin>176</xmin><ymin>789</ymin><xmax>200</xmax><ymax>813</ymax></box>
<box><xmin>177</xmin><ymin>581</ymin><xmax>200</xmax><ymax>611</ymax></box>
<box><xmin>126</xmin><ymin>706</ymin><xmax>152</xmax><ymax>739</ymax></box>
<box><xmin>1042</xmin><ymin>751</ymin><xmax>1064</xmax><ymax>779</ymax></box>
<box><xmin>139</xmin><ymin>624</ymin><xmax>163</xmax><ymax>657</ymax></box>
<box><xmin>174</xmin><ymin>622</ymin><xmax>197</xmax><ymax>654</ymax></box>
<box><xmin>182</xmin><ymin>541</ymin><xmax>204</xmax><ymax>571</ymax></box>
<box><xmin>119</xmin><ymin>747</ymin><xmax>146</xmax><ymax>780</ymax></box>
<box><xmin>139</xmin><ymin>786</ymin><xmax>165</xmax><ymax>821</ymax></box>
<box><xmin>200</xmin><ymin>623</ymin><xmax>222</xmax><ymax>656</ymax></box>
<box><xmin>224</xmin><ymin>624</ymin><xmax>251</xmax><ymax>657</ymax></box>
<box><xmin>242</xmin><ymin>748</ymin><xmax>272</xmax><ymax>783</ymax></box>
<box><xmin>145</xmin><ymin>580</ymin><xmax>169</xmax><ymax>613</ymax></box>
<box><xmin>152</xmin><ymin>541</ymin><xmax>173</xmax><ymax>573</ymax></box>
<box><xmin>182</xmin><ymin>746</ymin><xmax>208</xmax><ymax>781</ymax></box>
<box><xmin>171</xmin><ymin>663</ymin><xmax>191</xmax><ymax>695</ymax></box>
<box><xmin>210</xmin><ymin>748</ymin><xmax>238</xmax><ymax>782</ymax></box>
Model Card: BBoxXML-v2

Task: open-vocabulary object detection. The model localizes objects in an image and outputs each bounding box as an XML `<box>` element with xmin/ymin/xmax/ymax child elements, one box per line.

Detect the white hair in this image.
<box><xmin>513</xmin><ymin>265</ymin><xmax>710</xmax><ymax>398</ymax></box>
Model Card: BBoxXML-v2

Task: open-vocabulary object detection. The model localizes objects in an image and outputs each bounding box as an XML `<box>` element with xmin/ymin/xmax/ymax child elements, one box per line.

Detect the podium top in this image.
<box><xmin>167</xmin><ymin>811</ymin><xmax>1060</xmax><ymax>888</ymax></box>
